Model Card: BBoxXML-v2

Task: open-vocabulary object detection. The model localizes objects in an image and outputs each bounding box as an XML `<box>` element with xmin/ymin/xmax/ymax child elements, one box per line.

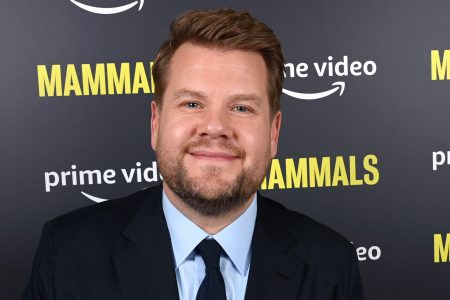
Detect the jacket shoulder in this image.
<box><xmin>260</xmin><ymin>196</ymin><xmax>355</xmax><ymax>259</ymax></box>
<box><xmin>49</xmin><ymin>186</ymin><xmax>161</xmax><ymax>242</ymax></box>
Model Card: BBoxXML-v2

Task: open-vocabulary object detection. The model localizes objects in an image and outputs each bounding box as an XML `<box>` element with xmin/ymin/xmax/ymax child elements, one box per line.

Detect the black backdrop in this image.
<box><xmin>1</xmin><ymin>1</ymin><xmax>450</xmax><ymax>299</ymax></box>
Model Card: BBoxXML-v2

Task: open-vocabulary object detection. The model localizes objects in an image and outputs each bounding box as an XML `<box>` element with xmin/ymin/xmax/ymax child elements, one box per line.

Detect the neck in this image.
<box><xmin>163</xmin><ymin>182</ymin><xmax>255</xmax><ymax>235</ymax></box>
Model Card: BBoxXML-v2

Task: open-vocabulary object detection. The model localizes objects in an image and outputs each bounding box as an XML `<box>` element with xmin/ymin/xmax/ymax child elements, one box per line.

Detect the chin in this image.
<box><xmin>190</xmin><ymin>168</ymin><xmax>237</xmax><ymax>182</ymax></box>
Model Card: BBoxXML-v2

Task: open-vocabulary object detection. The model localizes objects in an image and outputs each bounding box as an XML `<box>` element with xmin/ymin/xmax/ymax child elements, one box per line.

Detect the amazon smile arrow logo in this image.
<box><xmin>282</xmin><ymin>81</ymin><xmax>345</xmax><ymax>100</ymax></box>
<box><xmin>70</xmin><ymin>0</ymin><xmax>144</xmax><ymax>14</ymax></box>
<box><xmin>283</xmin><ymin>56</ymin><xmax>377</xmax><ymax>101</ymax></box>
<box><xmin>81</xmin><ymin>191</ymin><xmax>109</xmax><ymax>203</ymax></box>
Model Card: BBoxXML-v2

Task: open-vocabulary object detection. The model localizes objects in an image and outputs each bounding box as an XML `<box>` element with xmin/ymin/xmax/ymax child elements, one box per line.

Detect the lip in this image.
<box><xmin>189</xmin><ymin>150</ymin><xmax>239</xmax><ymax>161</ymax></box>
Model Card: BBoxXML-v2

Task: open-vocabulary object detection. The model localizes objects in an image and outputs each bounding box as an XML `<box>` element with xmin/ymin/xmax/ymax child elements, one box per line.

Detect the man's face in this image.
<box><xmin>151</xmin><ymin>43</ymin><xmax>281</xmax><ymax>216</ymax></box>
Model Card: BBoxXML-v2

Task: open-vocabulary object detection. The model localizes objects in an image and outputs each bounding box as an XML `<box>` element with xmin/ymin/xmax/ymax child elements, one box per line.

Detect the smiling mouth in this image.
<box><xmin>188</xmin><ymin>150</ymin><xmax>239</xmax><ymax>161</ymax></box>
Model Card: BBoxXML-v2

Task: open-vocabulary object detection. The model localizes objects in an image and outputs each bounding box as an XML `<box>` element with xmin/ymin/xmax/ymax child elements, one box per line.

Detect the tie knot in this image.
<box><xmin>196</xmin><ymin>239</ymin><xmax>222</xmax><ymax>269</ymax></box>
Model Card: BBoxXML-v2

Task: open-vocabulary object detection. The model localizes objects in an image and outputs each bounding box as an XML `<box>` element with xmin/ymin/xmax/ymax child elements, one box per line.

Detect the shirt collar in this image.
<box><xmin>162</xmin><ymin>189</ymin><xmax>257</xmax><ymax>276</ymax></box>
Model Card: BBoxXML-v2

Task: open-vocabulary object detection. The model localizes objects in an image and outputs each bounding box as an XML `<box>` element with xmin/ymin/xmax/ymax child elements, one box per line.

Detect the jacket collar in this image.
<box><xmin>244</xmin><ymin>193</ymin><xmax>305</xmax><ymax>300</ymax></box>
<box><xmin>112</xmin><ymin>185</ymin><xmax>179</xmax><ymax>300</ymax></box>
<box><xmin>111</xmin><ymin>185</ymin><xmax>304</xmax><ymax>300</ymax></box>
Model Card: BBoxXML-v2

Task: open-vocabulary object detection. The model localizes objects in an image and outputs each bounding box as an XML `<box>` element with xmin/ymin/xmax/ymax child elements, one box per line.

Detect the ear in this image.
<box><xmin>150</xmin><ymin>100</ymin><xmax>160</xmax><ymax>151</ymax></box>
<box><xmin>270</xmin><ymin>111</ymin><xmax>282</xmax><ymax>158</ymax></box>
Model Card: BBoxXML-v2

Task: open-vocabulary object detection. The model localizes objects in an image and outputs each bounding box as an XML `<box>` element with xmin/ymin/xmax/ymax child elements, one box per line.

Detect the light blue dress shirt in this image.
<box><xmin>162</xmin><ymin>190</ymin><xmax>257</xmax><ymax>300</ymax></box>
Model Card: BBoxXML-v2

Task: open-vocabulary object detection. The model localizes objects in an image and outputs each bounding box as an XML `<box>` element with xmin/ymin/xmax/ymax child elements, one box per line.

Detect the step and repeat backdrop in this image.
<box><xmin>1</xmin><ymin>0</ymin><xmax>449</xmax><ymax>299</ymax></box>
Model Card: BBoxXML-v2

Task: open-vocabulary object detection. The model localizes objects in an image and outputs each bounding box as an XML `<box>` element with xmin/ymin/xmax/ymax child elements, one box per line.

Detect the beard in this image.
<box><xmin>156</xmin><ymin>138</ymin><xmax>271</xmax><ymax>217</ymax></box>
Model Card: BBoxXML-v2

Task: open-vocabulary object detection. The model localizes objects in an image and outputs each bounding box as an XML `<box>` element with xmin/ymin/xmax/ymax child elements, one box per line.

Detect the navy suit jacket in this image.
<box><xmin>22</xmin><ymin>184</ymin><xmax>363</xmax><ymax>299</ymax></box>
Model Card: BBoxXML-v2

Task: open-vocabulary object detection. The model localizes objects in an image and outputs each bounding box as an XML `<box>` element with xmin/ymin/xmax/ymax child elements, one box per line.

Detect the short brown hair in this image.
<box><xmin>152</xmin><ymin>9</ymin><xmax>284</xmax><ymax>117</ymax></box>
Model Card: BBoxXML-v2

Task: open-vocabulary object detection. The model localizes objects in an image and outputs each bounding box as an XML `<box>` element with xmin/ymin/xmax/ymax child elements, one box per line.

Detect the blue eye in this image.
<box><xmin>233</xmin><ymin>105</ymin><xmax>248</xmax><ymax>112</ymax></box>
<box><xmin>186</xmin><ymin>102</ymin><xmax>199</xmax><ymax>109</ymax></box>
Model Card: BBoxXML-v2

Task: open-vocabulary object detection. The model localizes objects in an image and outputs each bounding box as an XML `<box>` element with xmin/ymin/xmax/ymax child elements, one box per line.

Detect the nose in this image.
<box><xmin>197</xmin><ymin>106</ymin><xmax>233</xmax><ymax>139</ymax></box>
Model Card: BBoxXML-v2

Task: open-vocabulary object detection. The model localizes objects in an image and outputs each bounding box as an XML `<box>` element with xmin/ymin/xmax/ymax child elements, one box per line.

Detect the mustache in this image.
<box><xmin>182</xmin><ymin>139</ymin><xmax>246</xmax><ymax>159</ymax></box>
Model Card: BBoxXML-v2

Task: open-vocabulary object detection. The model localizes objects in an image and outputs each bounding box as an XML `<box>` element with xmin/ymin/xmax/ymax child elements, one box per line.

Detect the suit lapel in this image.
<box><xmin>112</xmin><ymin>185</ymin><xmax>179</xmax><ymax>300</ymax></box>
<box><xmin>245</xmin><ymin>195</ymin><xmax>305</xmax><ymax>300</ymax></box>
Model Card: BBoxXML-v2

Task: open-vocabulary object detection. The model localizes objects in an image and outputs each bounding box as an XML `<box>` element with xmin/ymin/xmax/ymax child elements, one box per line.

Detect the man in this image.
<box><xmin>23</xmin><ymin>9</ymin><xmax>363</xmax><ymax>300</ymax></box>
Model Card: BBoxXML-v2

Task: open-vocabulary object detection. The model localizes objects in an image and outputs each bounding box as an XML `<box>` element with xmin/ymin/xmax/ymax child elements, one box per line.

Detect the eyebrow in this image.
<box><xmin>173</xmin><ymin>88</ymin><xmax>263</xmax><ymax>105</ymax></box>
<box><xmin>173</xmin><ymin>88</ymin><xmax>207</xmax><ymax>101</ymax></box>
<box><xmin>228</xmin><ymin>93</ymin><xmax>263</xmax><ymax>105</ymax></box>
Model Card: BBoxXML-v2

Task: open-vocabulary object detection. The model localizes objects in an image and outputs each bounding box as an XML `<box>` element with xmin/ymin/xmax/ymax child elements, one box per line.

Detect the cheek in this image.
<box><xmin>240</xmin><ymin>126</ymin><xmax>271</xmax><ymax>160</ymax></box>
<box><xmin>158</xmin><ymin>118</ymin><xmax>195</xmax><ymax>149</ymax></box>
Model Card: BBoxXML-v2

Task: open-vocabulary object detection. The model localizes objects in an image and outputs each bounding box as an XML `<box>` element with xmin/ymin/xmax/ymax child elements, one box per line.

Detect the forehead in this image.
<box><xmin>170</xmin><ymin>42</ymin><xmax>266</xmax><ymax>70</ymax></box>
<box><xmin>165</xmin><ymin>43</ymin><xmax>269</xmax><ymax>100</ymax></box>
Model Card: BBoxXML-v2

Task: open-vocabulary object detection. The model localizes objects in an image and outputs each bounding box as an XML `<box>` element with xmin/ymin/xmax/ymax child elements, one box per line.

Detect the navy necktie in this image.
<box><xmin>196</xmin><ymin>239</ymin><xmax>227</xmax><ymax>300</ymax></box>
